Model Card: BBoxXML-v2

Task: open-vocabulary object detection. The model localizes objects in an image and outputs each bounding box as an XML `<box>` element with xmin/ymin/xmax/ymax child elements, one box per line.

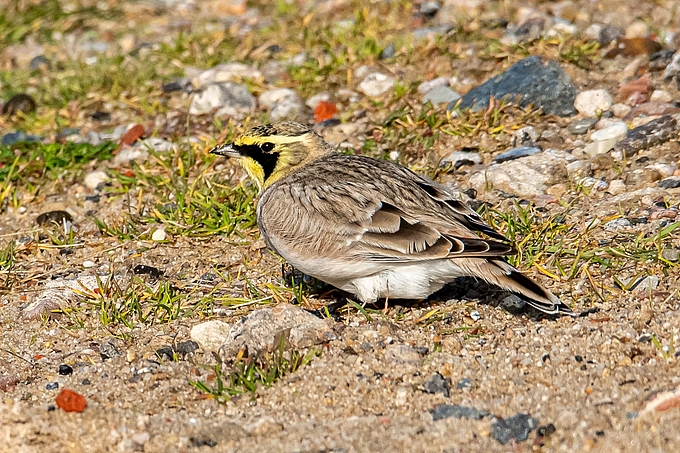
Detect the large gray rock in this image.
<box><xmin>189</xmin><ymin>82</ymin><xmax>255</xmax><ymax>118</ymax></box>
<box><xmin>450</xmin><ymin>56</ymin><xmax>577</xmax><ymax>116</ymax></box>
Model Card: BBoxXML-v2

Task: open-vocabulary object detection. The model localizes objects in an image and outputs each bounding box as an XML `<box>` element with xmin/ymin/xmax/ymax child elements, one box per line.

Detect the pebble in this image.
<box><xmin>663</xmin><ymin>51</ymin><xmax>680</xmax><ymax>80</ymax></box>
<box><xmin>84</xmin><ymin>171</ymin><xmax>110</xmax><ymax>190</ymax></box>
<box><xmin>305</xmin><ymin>92</ymin><xmax>331</xmax><ymax>110</ymax></box>
<box><xmin>607</xmin><ymin>179</ymin><xmax>627</xmax><ymax>195</ymax></box>
<box><xmin>568</xmin><ymin>118</ymin><xmax>597</xmax><ymax>135</ymax></box>
<box><xmin>187</xmin><ymin>63</ymin><xmax>262</xmax><ymax>88</ymax></box>
<box><xmin>604</xmin><ymin>218</ymin><xmax>632</xmax><ymax>231</ymax></box>
<box><xmin>616</xmin><ymin>115</ymin><xmax>678</xmax><ymax>156</ymax></box>
<box><xmin>441</xmin><ymin>151</ymin><xmax>482</xmax><ymax>169</ymax></box>
<box><xmin>418</xmin><ymin>77</ymin><xmax>449</xmax><ymax>94</ymax></box>
<box><xmin>259</xmin><ymin>88</ymin><xmax>304</xmax><ymax>121</ymax></box>
<box><xmin>583</xmin><ymin>138</ymin><xmax>617</xmax><ymax>158</ymax></box>
<box><xmin>139</xmin><ymin>137</ymin><xmax>174</xmax><ymax>152</ymax></box>
<box><xmin>493</xmin><ymin>146</ymin><xmax>541</xmax><ymax>163</ymax></box>
<box><xmin>453</xmin><ymin>56</ymin><xmax>577</xmax><ymax>116</ymax></box>
<box><xmin>423</xmin><ymin>86</ymin><xmax>460</xmax><ymax>105</ymax></box>
<box><xmin>590</xmin><ymin>122</ymin><xmax>628</xmax><ymax>142</ymax></box>
<box><xmin>151</xmin><ymin>228</ymin><xmax>167</xmax><ymax>242</ymax></box>
<box><xmin>579</xmin><ymin>177</ymin><xmax>609</xmax><ymax>191</ymax></box>
<box><xmin>456</xmin><ymin>377</ymin><xmax>473</xmax><ymax>390</ymax></box>
<box><xmin>189</xmin><ymin>82</ymin><xmax>255</xmax><ymax>118</ymax></box>
<box><xmin>58</xmin><ymin>364</ymin><xmax>73</xmax><ymax>376</ymax></box>
<box><xmin>380</xmin><ymin>43</ymin><xmax>395</xmax><ymax>59</ymax></box>
<box><xmin>358</xmin><ymin>73</ymin><xmax>395</xmax><ymax>97</ymax></box>
<box><xmin>36</xmin><ymin>210</ymin><xmax>73</xmax><ymax>226</ymax></box>
<box><xmin>512</xmin><ymin>126</ymin><xmax>539</xmax><ymax>147</ymax></box>
<box><xmin>421</xmin><ymin>373</ymin><xmax>450</xmax><ymax>397</ymax></box>
<box><xmin>113</xmin><ymin>147</ymin><xmax>148</xmax><ymax>166</ymax></box>
<box><xmin>174</xmin><ymin>340</ymin><xmax>199</xmax><ymax>356</ymax></box>
<box><xmin>491</xmin><ymin>414</ymin><xmax>538</xmax><ymax>445</ymax></box>
<box><xmin>82</xmin><ymin>260</ymin><xmax>96</xmax><ymax>268</ymax></box>
<box><xmin>574</xmin><ymin>89</ymin><xmax>612</xmax><ymax>117</ymax></box>
<box><xmin>650</xmin><ymin>90</ymin><xmax>672</xmax><ymax>103</ymax></box>
<box><xmin>190</xmin><ymin>320</ymin><xmax>232</xmax><ymax>352</ymax></box>
<box><xmin>661</xmin><ymin>248</ymin><xmax>679</xmax><ymax>261</ymax></box>
<box><xmin>659</xmin><ymin>177</ymin><xmax>680</xmax><ymax>189</ymax></box>
<box><xmin>1</xmin><ymin>131</ymin><xmax>40</xmax><ymax>145</ymax></box>
<box><xmin>430</xmin><ymin>404</ymin><xmax>489</xmax><ymax>421</ymax></box>
<box><xmin>385</xmin><ymin>344</ymin><xmax>427</xmax><ymax>367</ymax></box>
<box><xmin>610</xmin><ymin>103</ymin><xmax>632</xmax><ymax>118</ymax></box>
<box><xmin>220</xmin><ymin>304</ymin><xmax>335</xmax><ymax>359</ymax></box>
<box><xmin>566</xmin><ymin>160</ymin><xmax>592</xmax><ymax>181</ymax></box>
<box><xmin>99</xmin><ymin>340</ymin><xmax>122</xmax><ymax>360</ymax></box>
<box><xmin>2</xmin><ymin>93</ymin><xmax>37</xmax><ymax>116</ymax></box>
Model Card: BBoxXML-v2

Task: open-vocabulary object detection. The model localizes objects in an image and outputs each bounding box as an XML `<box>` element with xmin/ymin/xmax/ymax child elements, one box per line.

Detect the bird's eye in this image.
<box><xmin>261</xmin><ymin>142</ymin><xmax>275</xmax><ymax>152</ymax></box>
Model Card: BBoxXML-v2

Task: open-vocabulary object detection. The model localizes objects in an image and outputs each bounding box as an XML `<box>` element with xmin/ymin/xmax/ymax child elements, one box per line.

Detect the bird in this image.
<box><xmin>211</xmin><ymin>121</ymin><xmax>573</xmax><ymax>315</ymax></box>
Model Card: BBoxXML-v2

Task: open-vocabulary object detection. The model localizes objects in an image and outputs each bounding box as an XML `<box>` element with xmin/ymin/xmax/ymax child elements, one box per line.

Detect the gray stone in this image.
<box><xmin>187</xmin><ymin>63</ymin><xmax>262</xmax><ymax>88</ymax></box>
<box><xmin>616</xmin><ymin>115</ymin><xmax>678</xmax><ymax>156</ymax></box>
<box><xmin>441</xmin><ymin>151</ymin><xmax>482</xmax><ymax>168</ymax></box>
<box><xmin>583</xmin><ymin>138</ymin><xmax>617</xmax><ymax>158</ymax></box>
<box><xmin>259</xmin><ymin>88</ymin><xmax>304</xmax><ymax>120</ymax></box>
<box><xmin>661</xmin><ymin>248</ymin><xmax>679</xmax><ymax>262</ymax></box>
<box><xmin>663</xmin><ymin>51</ymin><xmax>680</xmax><ymax>80</ymax></box>
<box><xmin>83</xmin><ymin>171</ymin><xmax>110</xmax><ymax>190</ymax></box>
<box><xmin>430</xmin><ymin>404</ymin><xmax>489</xmax><ymax>421</ymax></box>
<box><xmin>418</xmin><ymin>77</ymin><xmax>449</xmax><ymax>94</ymax></box>
<box><xmin>574</xmin><ymin>89</ymin><xmax>612</xmax><ymax>117</ymax></box>
<box><xmin>512</xmin><ymin>126</ymin><xmax>539</xmax><ymax>147</ymax></box>
<box><xmin>191</xmin><ymin>320</ymin><xmax>232</xmax><ymax>352</ymax></box>
<box><xmin>423</xmin><ymin>86</ymin><xmax>460</xmax><ymax>105</ymax></box>
<box><xmin>220</xmin><ymin>304</ymin><xmax>334</xmax><ymax>358</ymax></box>
<box><xmin>566</xmin><ymin>160</ymin><xmax>592</xmax><ymax>182</ymax></box>
<box><xmin>380</xmin><ymin>43</ymin><xmax>395</xmax><ymax>59</ymax></box>
<box><xmin>412</xmin><ymin>25</ymin><xmax>454</xmax><ymax>40</ymax></box>
<box><xmin>1</xmin><ymin>131</ymin><xmax>40</xmax><ymax>145</ymax></box>
<box><xmin>385</xmin><ymin>344</ymin><xmax>427</xmax><ymax>366</ymax></box>
<box><xmin>569</xmin><ymin>118</ymin><xmax>597</xmax><ymax>135</ymax></box>
<box><xmin>494</xmin><ymin>146</ymin><xmax>541</xmax><ymax>163</ymax></box>
<box><xmin>491</xmin><ymin>414</ymin><xmax>538</xmax><ymax>445</ymax></box>
<box><xmin>604</xmin><ymin>218</ymin><xmax>632</xmax><ymax>231</ymax></box>
<box><xmin>305</xmin><ymin>92</ymin><xmax>331</xmax><ymax>110</ymax></box>
<box><xmin>358</xmin><ymin>73</ymin><xmax>395</xmax><ymax>97</ymax></box>
<box><xmin>659</xmin><ymin>177</ymin><xmax>680</xmax><ymax>189</ymax></box>
<box><xmin>450</xmin><ymin>56</ymin><xmax>577</xmax><ymax>116</ymax></box>
<box><xmin>189</xmin><ymin>82</ymin><xmax>254</xmax><ymax>118</ymax></box>
<box><xmin>421</xmin><ymin>373</ymin><xmax>450</xmax><ymax>397</ymax></box>
<box><xmin>590</xmin><ymin>122</ymin><xmax>628</xmax><ymax>142</ymax></box>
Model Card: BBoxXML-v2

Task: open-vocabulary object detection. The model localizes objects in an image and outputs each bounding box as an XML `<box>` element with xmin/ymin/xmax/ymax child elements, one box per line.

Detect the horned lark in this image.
<box><xmin>211</xmin><ymin>121</ymin><xmax>572</xmax><ymax>315</ymax></box>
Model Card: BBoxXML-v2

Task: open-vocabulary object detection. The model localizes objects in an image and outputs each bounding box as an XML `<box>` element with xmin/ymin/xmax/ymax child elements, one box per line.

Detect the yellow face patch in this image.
<box><xmin>239</xmin><ymin>156</ymin><xmax>266</xmax><ymax>191</ymax></box>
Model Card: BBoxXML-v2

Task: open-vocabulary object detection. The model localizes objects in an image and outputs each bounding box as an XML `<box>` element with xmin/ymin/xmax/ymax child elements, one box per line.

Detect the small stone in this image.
<box><xmin>132</xmin><ymin>265</ymin><xmax>163</xmax><ymax>278</ymax></box>
<box><xmin>635</xmin><ymin>275</ymin><xmax>659</xmax><ymax>291</ymax></box>
<box><xmin>491</xmin><ymin>414</ymin><xmax>538</xmax><ymax>445</ymax></box>
<box><xmin>452</xmin><ymin>56</ymin><xmax>577</xmax><ymax>117</ymax></box>
<box><xmin>55</xmin><ymin>389</ymin><xmax>87</xmax><ymax>413</ymax></box>
<box><xmin>46</xmin><ymin>382</ymin><xmax>59</xmax><ymax>390</ymax></box>
<box><xmin>385</xmin><ymin>344</ymin><xmax>427</xmax><ymax>367</ymax></box>
<box><xmin>456</xmin><ymin>377</ymin><xmax>473</xmax><ymax>390</ymax></box>
<box><xmin>566</xmin><ymin>161</ymin><xmax>592</xmax><ymax>181</ymax></box>
<box><xmin>423</xmin><ymin>86</ymin><xmax>461</xmax><ymax>105</ymax></box>
<box><xmin>380</xmin><ymin>43</ymin><xmax>395</xmax><ymax>59</ymax></box>
<box><xmin>616</xmin><ymin>115</ymin><xmax>678</xmax><ymax>156</ymax></box>
<box><xmin>512</xmin><ymin>126</ymin><xmax>539</xmax><ymax>147</ymax></box>
<box><xmin>191</xmin><ymin>320</ymin><xmax>232</xmax><ymax>352</ymax></box>
<box><xmin>441</xmin><ymin>151</ymin><xmax>483</xmax><ymax>169</ymax></box>
<box><xmin>2</xmin><ymin>93</ymin><xmax>37</xmax><ymax>116</ymax></box>
<box><xmin>421</xmin><ymin>373</ymin><xmax>450</xmax><ymax>397</ymax></box>
<box><xmin>0</xmin><ymin>374</ymin><xmax>19</xmax><ymax>392</ymax></box>
<box><xmin>189</xmin><ymin>82</ymin><xmax>255</xmax><ymax>118</ymax></box>
<box><xmin>659</xmin><ymin>177</ymin><xmax>680</xmax><ymax>189</ymax></box>
<box><xmin>418</xmin><ymin>77</ymin><xmax>450</xmax><ymax>94</ymax></box>
<box><xmin>430</xmin><ymin>404</ymin><xmax>489</xmax><ymax>421</ymax></box>
<box><xmin>131</xmin><ymin>432</ymin><xmax>150</xmax><ymax>447</ymax></box>
<box><xmin>590</xmin><ymin>122</ymin><xmax>628</xmax><ymax>142</ymax></box>
<box><xmin>661</xmin><ymin>249</ymin><xmax>679</xmax><ymax>262</ymax></box>
<box><xmin>663</xmin><ymin>51</ymin><xmax>680</xmax><ymax>80</ymax></box>
<box><xmin>358</xmin><ymin>73</ymin><xmax>395</xmax><ymax>97</ymax></box>
<box><xmin>82</xmin><ymin>260</ymin><xmax>95</xmax><ymax>268</ymax></box>
<box><xmin>650</xmin><ymin>90</ymin><xmax>672</xmax><ymax>102</ymax></box>
<box><xmin>58</xmin><ymin>364</ymin><xmax>73</xmax><ymax>376</ymax></box>
<box><xmin>1</xmin><ymin>131</ymin><xmax>40</xmax><ymax>145</ymax></box>
<box><xmin>220</xmin><ymin>304</ymin><xmax>335</xmax><ymax>358</ymax></box>
<box><xmin>574</xmin><ymin>89</ymin><xmax>612</xmax><ymax>117</ymax></box>
<box><xmin>579</xmin><ymin>177</ymin><xmax>609</xmax><ymax>191</ymax></box>
<box><xmin>151</xmin><ymin>229</ymin><xmax>167</xmax><ymax>242</ymax></box>
<box><xmin>494</xmin><ymin>146</ymin><xmax>541</xmax><ymax>163</ymax></box>
<box><xmin>84</xmin><ymin>171</ymin><xmax>109</xmax><ymax>190</ymax></box>
<box><xmin>607</xmin><ymin>179</ymin><xmax>626</xmax><ymax>195</ymax></box>
<box><xmin>305</xmin><ymin>92</ymin><xmax>331</xmax><ymax>110</ymax></box>
<box><xmin>625</xmin><ymin>21</ymin><xmax>648</xmax><ymax>39</ymax></box>
<box><xmin>174</xmin><ymin>340</ymin><xmax>199</xmax><ymax>356</ymax></box>
<box><xmin>29</xmin><ymin>55</ymin><xmax>50</xmax><ymax>70</ymax></box>
<box><xmin>604</xmin><ymin>218</ymin><xmax>632</xmax><ymax>231</ymax></box>
<box><xmin>36</xmin><ymin>210</ymin><xmax>73</xmax><ymax>226</ymax></box>
<box><xmin>91</xmin><ymin>110</ymin><xmax>111</xmax><ymax>122</ymax></box>
<box><xmin>583</xmin><ymin>138</ymin><xmax>617</xmax><ymax>158</ymax></box>
<box><xmin>501</xmin><ymin>294</ymin><xmax>526</xmax><ymax>310</ymax></box>
<box><xmin>188</xmin><ymin>63</ymin><xmax>262</xmax><ymax>88</ymax></box>
<box><xmin>536</xmin><ymin>423</ymin><xmax>557</xmax><ymax>438</ymax></box>
<box><xmin>99</xmin><ymin>340</ymin><xmax>121</xmax><ymax>360</ymax></box>
<box><xmin>568</xmin><ymin>118</ymin><xmax>597</xmax><ymax>135</ymax></box>
<box><xmin>610</xmin><ymin>103</ymin><xmax>632</xmax><ymax>118</ymax></box>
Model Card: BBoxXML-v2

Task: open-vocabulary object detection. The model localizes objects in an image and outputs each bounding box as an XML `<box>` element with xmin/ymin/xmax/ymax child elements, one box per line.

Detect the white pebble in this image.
<box><xmin>151</xmin><ymin>229</ymin><xmax>167</xmax><ymax>242</ymax></box>
<box><xmin>574</xmin><ymin>89</ymin><xmax>612</xmax><ymax>117</ymax></box>
<box><xmin>83</xmin><ymin>260</ymin><xmax>96</xmax><ymax>268</ymax></box>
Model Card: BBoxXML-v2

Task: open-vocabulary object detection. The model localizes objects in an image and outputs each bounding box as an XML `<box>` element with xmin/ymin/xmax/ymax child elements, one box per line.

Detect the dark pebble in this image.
<box><xmin>491</xmin><ymin>414</ymin><xmax>538</xmax><ymax>445</ymax></box>
<box><xmin>630</xmin><ymin>217</ymin><xmax>648</xmax><ymax>225</ymax></box>
<box><xmin>419</xmin><ymin>1</ymin><xmax>440</xmax><ymax>18</ymax></box>
<box><xmin>47</xmin><ymin>405</ymin><xmax>56</xmax><ymax>411</ymax></box>
<box><xmin>599</xmin><ymin>25</ymin><xmax>624</xmax><ymax>45</ymax></box>
<box><xmin>36</xmin><ymin>210</ymin><xmax>73</xmax><ymax>226</ymax></box>
<box><xmin>430</xmin><ymin>404</ymin><xmax>490</xmax><ymax>421</ymax></box>
<box><xmin>59</xmin><ymin>248</ymin><xmax>74</xmax><ymax>256</ymax></box>
<box><xmin>451</xmin><ymin>56</ymin><xmax>577</xmax><ymax>117</ymax></box>
<box><xmin>537</xmin><ymin>423</ymin><xmax>556</xmax><ymax>437</ymax></box>
<box><xmin>162</xmin><ymin>79</ymin><xmax>192</xmax><ymax>94</ymax></box>
<box><xmin>380</xmin><ymin>43</ymin><xmax>395</xmax><ymax>59</ymax></box>
<box><xmin>318</xmin><ymin>118</ymin><xmax>342</xmax><ymax>128</ymax></box>
<box><xmin>616</xmin><ymin>115</ymin><xmax>678</xmax><ymax>156</ymax></box>
<box><xmin>626</xmin><ymin>412</ymin><xmax>638</xmax><ymax>419</ymax></box>
<box><xmin>99</xmin><ymin>341</ymin><xmax>121</xmax><ymax>360</ymax></box>
<box><xmin>56</xmin><ymin>127</ymin><xmax>80</xmax><ymax>138</ymax></box>
<box><xmin>574</xmin><ymin>355</ymin><xmax>583</xmax><ymax>362</ymax></box>
<box><xmin>174</xmin><ymin>340</ymin><xmax>199</xmax><ymax>355</ymax></box>
<box><xmin>456</xmin><ymin>377</ymin><xmax>472</xmax><ymax>389</ymax></box>
<box><xmin>463</xmin><ymin>188</ymin><xmax>477</xmax><ymax>199</ymax></box>
<box><xmin>421</xmin><ymin>372</ymin><xmax>450</xmax><ymax>397</ymax></box>
<box><xmin>659</xmin><ymin>177</ymin><xmax>680</xmax><ymax>189</ymax></box>
<box><xmin>82</xmin><ymin>378</ymin><xmax>91</xmax><ymax>385</ymax></box>
<box><xmin>85</xmin><ymin>194</ymin><xmax>101</xmax><ymax>203</ymax></box>
<box><xmin>58</xmin><ymin>364</ymin><xmax>73</xmax><ymax>375</ymax></box>
<box><xmin>494</xmin><ymin>146</ymin><xmax>541</xmax><ymax>163</ymax></box>
<box><xmin>156</xmin><ymin>346</ymin><xmax>174</xmax><ymax>359</ymax></box>
<box><xmin>189</xmin><ymin>436</ymin><xmax>218</xmax><ymax>448</ymax></box>
<box><xmin>2</xmin><ymin>94</ymin><xmax>37</xmax><ymax>116</ymax></box>
<box><xmin>1</xmin><ymin>131</ymin><xmax>41</xmax><ymax>145</ymax></box>
<box><xmin>46</xmin><ymin>382</ymin><xmax>59</xmax><ymax>390</ymax></box>
<box><xmin>29</xmin><ymin>55</ymin><xmax>51</xmax><ymax>71</ymax></box>
<box><xmin>569</xmin><ymin>118</ymin><xmax>597</xmax><ymax>135</ymax></box>
<box><xmin>91</xmin><ymin>110</ymin><xmax>111</xmax><ymax>122</ymax></box>
<box><xmin>132</xmin><ymin>264</ymin><xmax>164</xmax><ymax>278</ymax></box>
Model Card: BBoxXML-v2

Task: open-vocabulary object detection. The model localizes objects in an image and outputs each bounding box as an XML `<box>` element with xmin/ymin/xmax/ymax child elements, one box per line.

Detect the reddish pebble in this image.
<box><xmin>604</xmin><ymin>38</ymin><xmax>662</xmax><ymax>58</ymax></box>
<box><xmin>0</xmin><ymin>374</ymin><xmax>19</xmax><ymax>392</ymax></box>
<box><xmin>56</xmin><ymin>389</ymin><xmax>87</xmax><ymax>413</ymax></box>
<box><xmin>119</xmin><ymin>124</ymin><xmax>145</xmax><ymax>147</ymax></box>
<box><xmin>618</xmin><ymin>74</ymin><xmax>651</xmax><ymax>102</ymax></box>
<box><xmin>313</xmin><ymin>101</ymin><xmax>338</xmax><ymax>123</ymax></box>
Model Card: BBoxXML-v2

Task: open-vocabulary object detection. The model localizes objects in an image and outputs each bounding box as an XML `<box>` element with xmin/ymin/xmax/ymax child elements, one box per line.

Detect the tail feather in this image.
<box><xmin>463</xmin><ymin>259</ymin><xmax>573</xmax><ymax>315</ymax></box>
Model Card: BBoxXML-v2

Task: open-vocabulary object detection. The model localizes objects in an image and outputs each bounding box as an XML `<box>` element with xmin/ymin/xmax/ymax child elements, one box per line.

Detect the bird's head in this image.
<box><xmin>211</xmin><ymin>121</ymin><xmax>333</xmax><ymax>191</ymax></box>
